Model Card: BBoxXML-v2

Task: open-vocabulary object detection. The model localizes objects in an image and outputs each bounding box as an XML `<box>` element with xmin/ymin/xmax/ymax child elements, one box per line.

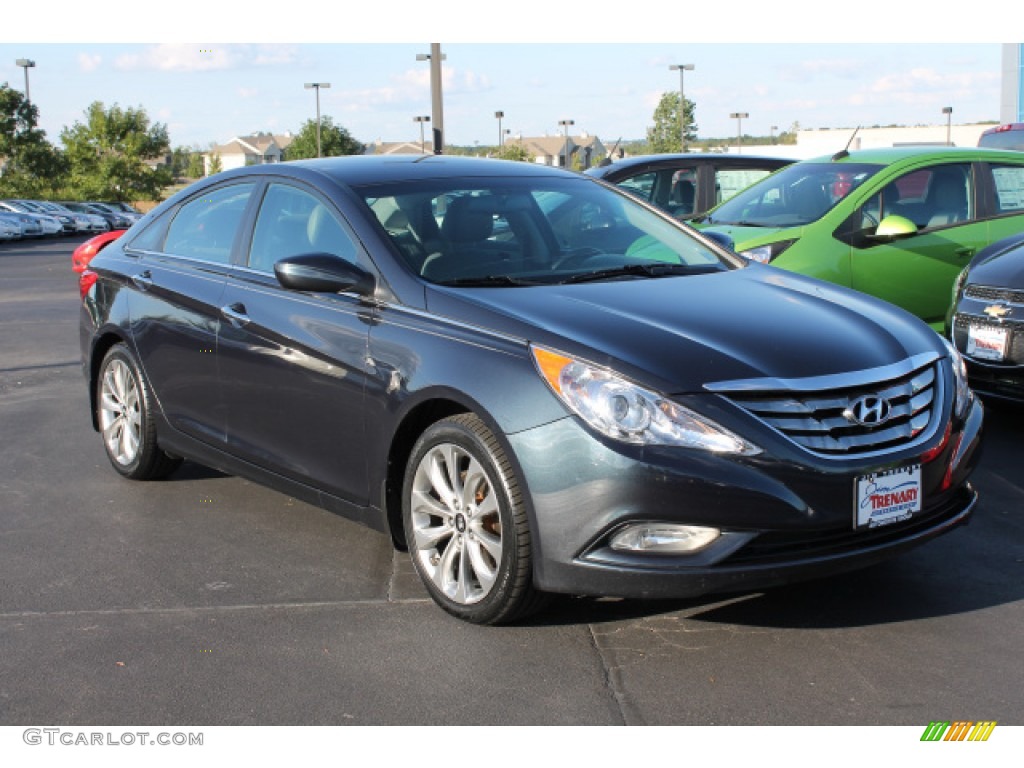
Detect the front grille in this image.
<box><xmin>719</xmin><ymin>361</ymin><xmax>941</xmax><ymax>457</ymax></box>
<box><xmin>964</xmin><ymin>284</ymin><xmax>1024</xmax><ymax>305</ymax></box>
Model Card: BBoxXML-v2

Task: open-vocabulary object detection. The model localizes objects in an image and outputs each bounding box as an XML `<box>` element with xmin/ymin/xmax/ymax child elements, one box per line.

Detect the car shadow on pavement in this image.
<box><xmin>164</xmin><ymin>461</ymin><xmax>229</xmax><ymax>482</ymax></box>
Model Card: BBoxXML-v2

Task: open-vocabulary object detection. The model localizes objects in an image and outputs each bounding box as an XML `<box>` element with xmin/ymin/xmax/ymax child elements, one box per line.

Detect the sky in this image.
<box><xmin>0</xmin><ymin>4</ymin><xmax>1012</xmax><ymax>152</ymax></box>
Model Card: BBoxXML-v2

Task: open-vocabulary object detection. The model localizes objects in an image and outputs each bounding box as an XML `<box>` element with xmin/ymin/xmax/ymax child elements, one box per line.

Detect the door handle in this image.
<box><xmin>131</xmin><ymin>271</ymin><xmax>153</xmax><ymax>290</ymax></box>
<box><xmin>220</xmin><ymin>303</ymin><xmax>251</xmax><ymax>327</ymax></box>
<box><xmin>955</xmin><ymin>247</ymin><xmax>975</xmax><ymax>258</ymax></box>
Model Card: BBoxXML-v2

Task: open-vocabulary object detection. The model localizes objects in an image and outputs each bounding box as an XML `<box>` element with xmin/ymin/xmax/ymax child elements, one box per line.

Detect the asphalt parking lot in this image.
<box><xmin>2</xmin><ymin>235</ymin><xmax>1023</xmax><ymax>727</ymax></box>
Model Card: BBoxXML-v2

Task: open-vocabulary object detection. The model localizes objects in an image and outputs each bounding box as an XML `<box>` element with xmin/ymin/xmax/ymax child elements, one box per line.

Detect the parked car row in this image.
<box><xmin>0</xmin><ymin>198</ymin><xmax>143</xmax><ymax>241</ymax></box>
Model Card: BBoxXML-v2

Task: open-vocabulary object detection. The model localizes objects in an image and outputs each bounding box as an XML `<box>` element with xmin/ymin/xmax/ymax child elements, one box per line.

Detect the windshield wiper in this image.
<box><xmin>560</xmin><ymin>263</ymin><xmax>722</xmax><ymax>284</ymax></box>
<box><xmin>436</xmin><ymin>275</ymin><xmax>543</xmax><ymax>287</ymax></box>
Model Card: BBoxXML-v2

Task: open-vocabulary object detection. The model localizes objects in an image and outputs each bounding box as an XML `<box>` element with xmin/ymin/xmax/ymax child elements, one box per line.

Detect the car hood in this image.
<box><xmin>968</xmin><ymin>242</ymin><xmax>1024</xmax><ymax>288</ymax></box>
<box><xmin>425</xmin><ymin>265</ymin><xmax>941</xmax><ymax>394</ymax></box>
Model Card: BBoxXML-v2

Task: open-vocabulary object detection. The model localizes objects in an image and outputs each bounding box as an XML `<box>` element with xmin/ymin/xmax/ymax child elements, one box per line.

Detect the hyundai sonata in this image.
<box><xmin>80</xmin><ymin>156</ymin><xmax>983</xmax><ymax>624</ymax></box>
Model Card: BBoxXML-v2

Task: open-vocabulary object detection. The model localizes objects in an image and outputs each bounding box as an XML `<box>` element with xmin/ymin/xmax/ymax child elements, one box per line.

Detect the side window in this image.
<box><xmin>616</xmin><ymin>171</ymin><xmax>658</xmax><ymax>202</ymax></box>
<box><xmin>164</xmin><ymin>183</ymin><xmax>255</xmax><ymax>263</ymax></box>
<box><xmin>665</xmin><ymin>168</ymin><xmax>697</xmax><ymax>216</ymax></box>
<box><xmin>857</xmin><ymin>165</ymin><xmax>974</xmax><ymax>232</ymax></box>
<box><xmin>714</xmin><ymin>168</ymin><xmax>773</xmax><ymax>205</ymax></box>
<box><xmin>124</xmin><ymin>206</ymin><xmax>174</xmax><ymax>251</ymax></box>
<box><xmin>920</xmin><ymin>164</ymin><xmax>973</xmax><ymax>229</ymax></box>
<box><xmin>248</xmin><ymin>184</ymin><xmax>359</xmax><ymax>273</ymax></box>
<box><xmin>991</xmin><ymin>165</ymin><xmax>1024</xmax><ymax>214</ymax></box>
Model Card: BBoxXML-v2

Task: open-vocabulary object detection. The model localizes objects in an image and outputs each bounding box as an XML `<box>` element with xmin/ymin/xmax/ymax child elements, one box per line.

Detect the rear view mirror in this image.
<box><xmin>274</xmin><ymin>253</ymin><xmax>375</xmax><ymax>296</ymax></box>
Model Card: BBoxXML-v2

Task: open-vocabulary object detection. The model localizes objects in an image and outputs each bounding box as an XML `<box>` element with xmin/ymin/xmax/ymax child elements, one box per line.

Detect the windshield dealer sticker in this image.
<box><xmin>856</xmin><ymin>464</ymin><xmax>922</xmax><ymax>528</ymax></box>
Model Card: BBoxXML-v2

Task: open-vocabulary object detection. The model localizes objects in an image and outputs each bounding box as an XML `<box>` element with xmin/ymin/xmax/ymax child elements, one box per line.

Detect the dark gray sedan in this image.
<box><xmin>80</xmin><ymin>156</ymin><xmax>982</xmax><ymax>624</ymax></box>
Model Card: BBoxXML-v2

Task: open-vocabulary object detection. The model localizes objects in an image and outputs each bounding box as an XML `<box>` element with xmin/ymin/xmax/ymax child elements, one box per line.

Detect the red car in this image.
<box><xmin>72</xmin><ymin>230</ymin><xmax>124</xmax><ymax>274</ymax></box>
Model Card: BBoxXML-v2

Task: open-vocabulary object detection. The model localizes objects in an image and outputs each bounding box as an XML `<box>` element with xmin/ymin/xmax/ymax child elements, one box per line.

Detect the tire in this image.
<box><xmin>96</xmin><ymin>343</ymin><xmax>182</xmax><ymax>480</ymax></box>
<box><xmin>402</xmin><ymin>413</ymin><xmax>547</xmax><ymax>624</ymax></box>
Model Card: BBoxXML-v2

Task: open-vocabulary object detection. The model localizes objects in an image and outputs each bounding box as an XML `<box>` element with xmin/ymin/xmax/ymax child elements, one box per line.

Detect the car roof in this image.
<box><xmin>211</xmin><ymin>154</ymin><xmax>586</xmax><ymax>188</ymax></box>
<box><xmin>803</xmin><ymin>146</ymin><xmax>1024</xmax><ymax>166</ymax></box>
<box><xmin>585</xmin><ymin>153</ymin><xmax>792</xmax><ymax>177</ymax></box>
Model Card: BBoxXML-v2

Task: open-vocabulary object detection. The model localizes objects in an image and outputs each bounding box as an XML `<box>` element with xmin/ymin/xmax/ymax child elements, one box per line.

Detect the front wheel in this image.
<box><xmin>402</xmin><ymin>413</ymin><xmax>546</xmax><ymax>624</ymax></box>
<box><xmin>96</xmin><ymin>343</ymin><xmax>181</xmax><ymax>480</ymax></box>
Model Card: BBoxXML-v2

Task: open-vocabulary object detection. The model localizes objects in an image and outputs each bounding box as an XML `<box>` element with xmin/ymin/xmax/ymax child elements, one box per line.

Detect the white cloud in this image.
<box><xmin>335</xmin><ymin>66</ymin><xmax>492</xmax><ymax>114</ymax></box>
<box><xmin>778</xmin><ymin>59</ymin><xmax>864</xmax><ymax>84</ymax></box>
<box><xmin>78</xmin><ymin>53</ymin><xmax>102</xmax><ymax>73</ymax></box>
<box><xmin>237</xmin><ymin>87</ymin><xmax>259</xmax><ymax>99</ymax></box>
<box><xmin>114</xmin><ymin>44</ymin><xmax>298</xmax><ymax>73</ymax></box>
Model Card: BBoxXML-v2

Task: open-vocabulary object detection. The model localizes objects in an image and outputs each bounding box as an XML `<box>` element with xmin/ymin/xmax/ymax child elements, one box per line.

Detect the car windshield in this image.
<box><xmin>703</xmin><ymin>163</ymin><xmax>882</xmax><ymax>227</ymax></box>
<box><xmin>979</xmin><ymin>128</ymin><xmax>1024</xmax><ymax>151</ymax></box>
<box><xmin>353</xmin><ymin>175</ymin><xmax>733</xmax><ymax>286</ymax></box>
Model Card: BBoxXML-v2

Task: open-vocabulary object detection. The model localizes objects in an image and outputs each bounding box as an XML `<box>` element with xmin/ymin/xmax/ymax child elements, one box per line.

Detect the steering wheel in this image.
<box><xmin>553</xmin><ymin>246</ymin><xmax>604</xmax><ymax>270</ymax></box>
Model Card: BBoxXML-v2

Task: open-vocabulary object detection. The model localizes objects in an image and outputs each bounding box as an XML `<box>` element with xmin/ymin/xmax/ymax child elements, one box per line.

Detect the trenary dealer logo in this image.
<box><xmin>920</xmin><ymin>721</ymin><xmax>997</xmax><ymax>742</ymax></box>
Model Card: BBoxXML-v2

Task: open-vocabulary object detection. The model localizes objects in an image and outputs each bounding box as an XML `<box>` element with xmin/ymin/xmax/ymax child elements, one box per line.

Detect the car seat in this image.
<box><xmin>925</xmin><ymin>172</ymin><xmax>968</xmax><ymax>228</ymax></box>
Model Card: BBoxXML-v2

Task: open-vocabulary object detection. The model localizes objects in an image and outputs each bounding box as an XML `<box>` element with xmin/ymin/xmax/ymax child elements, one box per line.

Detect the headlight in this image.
<box><xmin>531</xmin><ymin>346</ymin><xmax>761</xmax><ymax>455</ymax></box>
<box><xmin>738</xmin><ymin>239</ymin><xmax>796</xmax><ymax>264</ymax></box>
<box><xmin>951</xmin><ymin>267</ymin><xmax>969</xmax><ymax>305</ymax></box>
<box><xmin>942</xmin><ymin>337</ymin><xmax>971</xmax><ymax>420</ymax></box>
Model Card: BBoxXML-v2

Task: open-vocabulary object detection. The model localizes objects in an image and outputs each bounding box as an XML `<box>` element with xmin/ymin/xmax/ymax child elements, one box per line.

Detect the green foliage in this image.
<box><xmin>284</xmin><ymin>116</ymin><xmax>364</xmax><ymax>160</ymax></box>
<box><xmin>646</xmin><ymin>92</ymin><xmax>698</xmax><ymax>153</ymax></box>
<box><xmin>208</xmin><ymin>153</ymin><xmax>223</xmax><ymax>175</ymax></box>
<box><xmin>60</xmin><ymin>101</ymin><xmax>173</xmax><ymax>202</ymax></box>
<box><xmin>493</xmin><ymin>142</ymin><xmax>531</xmax><ymax>162</ymax></box>
<box><xmin>0</xmin><ymin>82</ymin><xmax>67</xmax><ymax>197</ymax></box>
<box><xmin>186</xmin><ymin>152</ymin><xmax>205</xmax><ymax>179</ymax></box>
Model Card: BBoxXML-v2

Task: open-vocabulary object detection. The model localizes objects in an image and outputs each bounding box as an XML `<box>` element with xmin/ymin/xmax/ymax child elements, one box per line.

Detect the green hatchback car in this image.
<box><xmin>696</xmin><ymin>147</ymin><xmax>1024</xmax><ymax>330</ymax></box>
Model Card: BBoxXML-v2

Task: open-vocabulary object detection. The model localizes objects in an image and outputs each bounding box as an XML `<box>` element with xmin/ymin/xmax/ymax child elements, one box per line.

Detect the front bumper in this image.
<box><xmin>509</xmin><ymin>395</ymin><xmax>983</xmax><ymax>600</ymax></box>
<box><xmin>951</xmin><ymin>310</ymin><xmax>1024</xmax><ymax>403</ymax></box>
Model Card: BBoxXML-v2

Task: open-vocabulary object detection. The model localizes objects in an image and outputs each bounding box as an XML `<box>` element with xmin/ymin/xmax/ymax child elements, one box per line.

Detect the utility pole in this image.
<box><xmin>417</xmin><ymin>45</ymin><xmax>446</xmax><ymax>154</ymax></box>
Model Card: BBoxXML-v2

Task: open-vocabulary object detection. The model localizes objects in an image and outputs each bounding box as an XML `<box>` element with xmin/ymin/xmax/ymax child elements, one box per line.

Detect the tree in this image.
<box><xmin>646</xmin><ymin>92</ymin><xmax>698</xmax><ymax>154</ymax></box>
<box><xmin>0</xmin><ymin>83</ymin><xmax>67</xmax><ymax>197</ymax></box>
<box><xmin>186</xmin><ymin>152</ymin><xmax>205</xmax><ymax>179</ymax></box>
<box><xmin>207</xmin><ymin>153</ymin><xmax>222</xmax><ymax>175</ymax></box>
<box><xmin>284</xmin><ymin>116</ymin><xmax>364</xmax><ymax>160</ymax></box>
<box><xmin>60</xmin><ymin>101</ymin><xmax>173</xmax><ymax>202</ymax></box>
<box><xmin>495</xmin><ymin>142</ymin><xmax>531</xmax><ymax>162</ymax></box>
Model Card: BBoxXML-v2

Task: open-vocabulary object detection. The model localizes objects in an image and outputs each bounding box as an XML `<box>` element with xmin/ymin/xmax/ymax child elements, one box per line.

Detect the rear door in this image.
<box><xmin>126</xmin><ymin>181</ymin><xmax>257</xmax><ymax>447</ymax></box>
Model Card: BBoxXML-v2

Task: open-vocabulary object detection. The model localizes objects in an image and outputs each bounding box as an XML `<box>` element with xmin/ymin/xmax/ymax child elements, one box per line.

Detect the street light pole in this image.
<box><xmin>304</xmin><ymin>82</ymin><xmax>331</xmax><ymax>157</ymax></box>
<box><xmin>558</xmin><ymin>119</ymin><xmax>575</xmax><ymax>169</ymax></box>
<box><xmin>15</xmin><ymin>58</ymin><xmax>36</xmax><ymax>104</ymax></box>
<box><xmin>416</xmin><ymin>45</ymin><xmax>446</xmax><ymax>154</ymax></box>
<box><xmin>730</xmin><ymin>112</ymin><xmax>749</xmax><ymax>154</ymax></box>
<box><xmin>414</xmin><ymin>115</ymin><xmax>430</xmax><ymax>154</ymax></box>
<box><xmin>495</xmin><ymin>111</ymin><xmax>504</xmax><ymax>148</ymax></box>
<box><xmin>669</xmin><ymin>63</ymin><xmax>694</xmax><ymax>152</ymax></box>
<box><xmin>942</xmin><ymin>106</ymin><xmax>953</xmax><ymax>146</ymax></box>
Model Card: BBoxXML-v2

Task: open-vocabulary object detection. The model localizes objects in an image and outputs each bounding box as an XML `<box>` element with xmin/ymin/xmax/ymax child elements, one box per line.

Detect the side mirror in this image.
<box><xmin>868</xmin><ymin>214</ymin><xmax>918</xmax><ymax>242</ymax></box>
<box><xmin>702</xmin><ymin>230</ymin><xmax>736</xmax><ymax>251</ymax></box>
<box><xmin>274</xmin><ymin>253</ymin><xmax>375</xmax><ymax>296</ymax></box>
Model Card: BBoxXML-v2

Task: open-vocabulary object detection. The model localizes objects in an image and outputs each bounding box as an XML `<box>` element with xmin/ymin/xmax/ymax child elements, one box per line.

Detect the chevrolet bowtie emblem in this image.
<box><xmin>983</xmin><ymin>304</ymin><xmax>1011</xmax><ymax>319</ymax></box>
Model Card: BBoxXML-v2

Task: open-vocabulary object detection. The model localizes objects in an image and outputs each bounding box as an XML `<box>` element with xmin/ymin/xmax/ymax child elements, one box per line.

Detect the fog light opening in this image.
<box><xmin>609</xmin><ymin>524</ymin><xmax>721</xmax><ymax>554</ymax></box>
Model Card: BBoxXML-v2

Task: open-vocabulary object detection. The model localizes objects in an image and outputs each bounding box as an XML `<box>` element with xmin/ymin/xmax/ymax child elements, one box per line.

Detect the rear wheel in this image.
<box><xmin>403</xmin><ymin>413</ymin><xmax>546</xmax><ymax>624</ymax></box>
<box><xmin>96</xmin><ymin>344</ymin><xmax>181</xmax><ymax>480</ymax></box>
